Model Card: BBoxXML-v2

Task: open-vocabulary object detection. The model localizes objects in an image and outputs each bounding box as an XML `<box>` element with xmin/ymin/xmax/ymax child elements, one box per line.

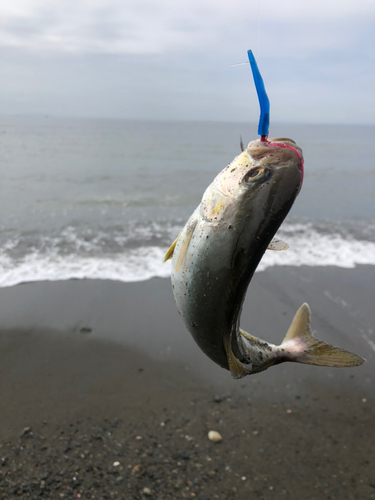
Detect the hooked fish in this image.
<box><xmin>164</xmin><ymin>138</ymin><xmax>365</xmax><ymax>378</ymax></box>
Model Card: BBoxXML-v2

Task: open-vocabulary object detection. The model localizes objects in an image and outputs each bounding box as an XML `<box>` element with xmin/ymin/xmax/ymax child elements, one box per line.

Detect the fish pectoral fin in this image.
<box><xmin>281</xmin><ymin>303</ymin><xmax>366</xmax><ymax>367</ymax></box>
<box><xmin>224</xmin><ymin>336</ymin><xmax>252</xmax><ymax>379</ymax></box>
<box><xmin>163</xmin><ymin>231</ymin><xmax>182</xmax><ymax>262</ymax></box>
<box><xmin>267</xmin><ymin>238</ymin><xmax>289</xmax><ymax>251</ymax></box>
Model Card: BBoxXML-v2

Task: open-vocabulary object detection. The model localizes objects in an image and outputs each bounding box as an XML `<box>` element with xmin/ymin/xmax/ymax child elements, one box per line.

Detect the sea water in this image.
<box><xmin>0</xmin><ymin>116</ymin><xmax>374</xmax><ymax>287</ymax></box>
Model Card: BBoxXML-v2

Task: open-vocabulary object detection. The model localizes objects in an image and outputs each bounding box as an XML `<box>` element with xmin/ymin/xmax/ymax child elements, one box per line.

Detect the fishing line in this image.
<box><xmin>230</xmin><ymin>8</ymin><xmax>304</xmax><ymax>179</ymax></box>
<box><xmin>256</xmin><ymin>0</ymin><xmax>261</xmax><ymax>56</ymax></box>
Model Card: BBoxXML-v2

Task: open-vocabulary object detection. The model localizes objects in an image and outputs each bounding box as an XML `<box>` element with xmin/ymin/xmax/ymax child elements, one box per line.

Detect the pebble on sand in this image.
<box><xmin>132</xmin><ymin>464</ymin><xmax>144</xmax><ymax>475</ymax></box>
<box><xmin>143</xmin><ymin>487</ymin><xmax>152</xmax><ymax>495</ymax></box>
<box><xmin>20</xmin><ymin>427</ymin><xmax>32</xmax><ymax>437</ymax></box>
<box><xmin>208</xmin><ymin>430</ymin><xmax>222</xmax><ymax>442</ymax></box>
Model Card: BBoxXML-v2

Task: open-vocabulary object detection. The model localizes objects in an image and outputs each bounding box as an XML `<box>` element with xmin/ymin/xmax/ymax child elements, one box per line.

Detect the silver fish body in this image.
<box><xmin>166</xmin><ymin>138</ymin><xmax>365</xmax><ymax>377</ymax></box>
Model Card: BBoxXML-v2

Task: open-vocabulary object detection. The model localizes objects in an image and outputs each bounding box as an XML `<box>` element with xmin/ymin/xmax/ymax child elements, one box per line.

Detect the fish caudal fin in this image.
<box><xmin>281</xmin><ymin>303</ymin><xmax>365</xmax><ymax>367</ymax></box>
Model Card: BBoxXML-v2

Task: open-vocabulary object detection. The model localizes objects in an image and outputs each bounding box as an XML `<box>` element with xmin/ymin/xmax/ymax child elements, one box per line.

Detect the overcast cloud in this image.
<box><xmin>1</xmin><ymin>0</ymin><xmax>374</xmax><ymax>124</ymax></box>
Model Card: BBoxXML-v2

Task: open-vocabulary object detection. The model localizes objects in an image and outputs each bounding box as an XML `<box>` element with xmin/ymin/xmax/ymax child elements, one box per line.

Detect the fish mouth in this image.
<box><xmin>247</xmin><ymin>137</ymin><xmax>304</xmax><ymax>185</ymax></box>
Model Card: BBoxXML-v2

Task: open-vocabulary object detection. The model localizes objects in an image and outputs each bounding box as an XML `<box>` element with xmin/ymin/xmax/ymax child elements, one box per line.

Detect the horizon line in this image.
<box><xmin>1</xmin><ymin>113</ymin><xmax>375</xmax><ymax>127</ymax></box>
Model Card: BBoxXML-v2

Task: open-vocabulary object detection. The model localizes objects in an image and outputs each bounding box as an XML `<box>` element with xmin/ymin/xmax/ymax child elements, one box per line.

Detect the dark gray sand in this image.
<box><xmin>0</xmin><ymin>266</ymin><xmax>374</xmax><ymax>500</ymax></box>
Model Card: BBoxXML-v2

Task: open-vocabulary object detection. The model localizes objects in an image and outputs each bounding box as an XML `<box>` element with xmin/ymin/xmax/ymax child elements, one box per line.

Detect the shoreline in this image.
<box><xmin>0</xmin><ymin>266</ymin><xmax>374</xmax><ymax>499</ymax></box>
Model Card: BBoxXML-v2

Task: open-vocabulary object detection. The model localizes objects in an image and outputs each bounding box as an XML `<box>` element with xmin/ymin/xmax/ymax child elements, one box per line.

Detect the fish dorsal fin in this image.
<box><xmin>163</xmin><ymin>231</ymin><xmax>182</xmax><ymax>262</ymax></box>
<box><xmin>240</xmin><ymin>135</ymin><xmax>245</xmax><ymax>152</ymax></box>
<box><xmin>223</xmin><ymin>336</ymin><xmax>252</xmax><ymax>379</ymax></box>
<box><xmin>281</xmin><ymin>303</ymin><xmax>365</xmax><ymax>367</ymax></box>
<box><xmin>175</xmin><ymin>220</ymin><xmax>197</xmax><ymax>272</ymax></box>
<box><xmin>267</xmin><ymin>238</ymin><xmax>289</xmax><ymax>251</ymax></box>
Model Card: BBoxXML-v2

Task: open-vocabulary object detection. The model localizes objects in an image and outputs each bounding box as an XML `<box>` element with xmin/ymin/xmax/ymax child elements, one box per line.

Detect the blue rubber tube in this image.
<box><xmin>247</xmin><ymin>50</ymin><xmax>270</xmax><ymax>139</ymax></box>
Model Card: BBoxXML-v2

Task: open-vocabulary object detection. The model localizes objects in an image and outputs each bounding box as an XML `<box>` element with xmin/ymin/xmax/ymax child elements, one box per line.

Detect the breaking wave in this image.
<box><xmin>258</xmin><ymin>223</ymin><xmax>375</xmax><ymax>272</ymax></box>
<box><xmin>0</xmin><ymin>221</ymin><xmax>375</xmax><ymax>288</ymax></box>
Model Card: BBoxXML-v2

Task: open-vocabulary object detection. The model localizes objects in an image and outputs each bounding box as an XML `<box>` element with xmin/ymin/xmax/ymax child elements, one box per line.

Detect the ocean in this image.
<box><xmin>0</xmin><ymin>116</ymin><xmax>374</xmax><ymax>288</ymax></box>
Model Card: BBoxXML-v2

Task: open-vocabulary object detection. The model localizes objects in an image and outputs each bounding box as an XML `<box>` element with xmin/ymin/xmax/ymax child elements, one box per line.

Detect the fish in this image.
<box><xmin>164</xmin><ymin>138</ymin><xmax>365</xmax><ymax>378</ymax></box>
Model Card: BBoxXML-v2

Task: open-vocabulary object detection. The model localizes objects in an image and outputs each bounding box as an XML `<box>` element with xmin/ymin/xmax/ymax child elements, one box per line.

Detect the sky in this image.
<box><xmin>1</xmin><ymin>0</ymin><xmax>374</xmax><ymax>124</ymax></box>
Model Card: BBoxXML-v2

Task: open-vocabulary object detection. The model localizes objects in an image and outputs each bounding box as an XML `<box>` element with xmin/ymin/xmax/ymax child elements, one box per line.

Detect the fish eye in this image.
<box><xmin>244</xmin><ymin>167</ymin><xmax>263</xmax><ymax>182</ymax></box>
<box><xmin>249</xmin><ymin>169</ymin><xmax>260</xmax><ymax>178</ymax></box>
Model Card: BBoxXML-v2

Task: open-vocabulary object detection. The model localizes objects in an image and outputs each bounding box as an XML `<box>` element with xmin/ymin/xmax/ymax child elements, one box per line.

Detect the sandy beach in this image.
<box><xmin>0</xmin><ymin>266</ymin><xmax>374</xmax><ymax>499</ymax></box>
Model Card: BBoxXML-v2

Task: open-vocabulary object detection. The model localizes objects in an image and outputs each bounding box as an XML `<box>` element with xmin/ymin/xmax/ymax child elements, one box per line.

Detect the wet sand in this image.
<box><xmin>0</xmin><ymin>266</ymin><xmax>374</xmax><ymax>499</ymax></box>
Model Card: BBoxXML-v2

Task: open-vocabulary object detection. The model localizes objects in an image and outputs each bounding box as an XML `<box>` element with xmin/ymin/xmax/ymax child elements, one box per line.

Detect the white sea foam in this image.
<box><xmin>257</xmin><ymin>227</ymin><xmax>375</xmax><ymax>271</ymax></box>
<box><xmin>0</xmin><ymin>247</ymin><xmax>172</xmax><ymax>288</ymax></box>
<box><xmin>0</xmin><ymin>226</ymin><xmax>375</xmax><ymax>288</ymax></box>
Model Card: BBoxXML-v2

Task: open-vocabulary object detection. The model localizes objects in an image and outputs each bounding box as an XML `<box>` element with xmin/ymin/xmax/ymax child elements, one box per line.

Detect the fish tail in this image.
<box><xmin>281</xmin><ymin>303</ymin><xmax>365</xmax><ymax>367</ymax></box>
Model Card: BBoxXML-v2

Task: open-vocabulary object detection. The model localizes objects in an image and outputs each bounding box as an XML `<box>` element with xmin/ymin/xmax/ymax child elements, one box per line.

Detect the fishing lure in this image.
<box><xmin>247</xmin><ymin>49</ymin><xmax>270</xmax><ymax>142</ymax></box>
<box><xmin>248</xmin><ymin>49</ymin><xmax>304</xmax><ymax>184</ymax></box>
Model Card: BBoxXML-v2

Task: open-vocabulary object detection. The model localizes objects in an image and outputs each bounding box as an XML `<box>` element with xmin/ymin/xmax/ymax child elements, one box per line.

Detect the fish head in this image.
<box><xmin>214</xmin><ymin>137</ymin><xmax>303</xmax><ymax>203</ymax></box>
<box><xmin>204</xmin><ymin>137</ymin><xmax>304</xmax><ymax>258</ymax></box>
<box><xmin>241</xmin><ymin>137</ymin><xmax>303</xmax><ymax>224</ymax></box>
